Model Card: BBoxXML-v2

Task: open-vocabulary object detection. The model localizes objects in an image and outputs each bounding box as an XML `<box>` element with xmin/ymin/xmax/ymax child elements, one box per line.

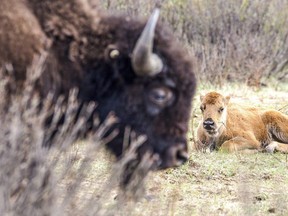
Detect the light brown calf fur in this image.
<box><xmin>196</xmin><ymin>92</ymin><xmax>288</xmax><ymax>153</ymax></box>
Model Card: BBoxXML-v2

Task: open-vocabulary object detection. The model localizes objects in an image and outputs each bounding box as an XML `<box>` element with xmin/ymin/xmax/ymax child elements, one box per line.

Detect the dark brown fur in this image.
<box><xmin>0</xmin><ymin>0</ymin><xmax>196</xmax><ymax>169</ymax></box>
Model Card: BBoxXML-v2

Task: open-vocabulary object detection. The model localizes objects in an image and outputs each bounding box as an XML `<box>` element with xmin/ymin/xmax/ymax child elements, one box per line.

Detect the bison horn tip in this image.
<box><xmin>132</xmin><ymin>9</ymin><xmax>163</xmax><ymax>77</ymax></box>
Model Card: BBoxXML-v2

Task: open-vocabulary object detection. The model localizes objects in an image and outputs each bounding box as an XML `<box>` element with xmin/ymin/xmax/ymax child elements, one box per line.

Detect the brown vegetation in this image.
<box><xmin>0</xmin><ymin>1</ymin><xmax>287</xmax><ymax>215</ymax></box>
<box><xmin>101</xmin><ymin>0</ymin><xmax>288</xmax><ymax>85</ymax></box>
<box><xmin>0</xmin><ymin>56</ymin><xmax>153</xmax><ymax>215</ymax></box>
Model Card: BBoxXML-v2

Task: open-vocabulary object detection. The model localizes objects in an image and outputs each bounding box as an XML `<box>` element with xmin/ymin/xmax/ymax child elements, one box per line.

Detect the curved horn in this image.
<box><xmin>132</xmin><ymin>9</ymin><xmax>163</xmax><ymax>76</ymax></box>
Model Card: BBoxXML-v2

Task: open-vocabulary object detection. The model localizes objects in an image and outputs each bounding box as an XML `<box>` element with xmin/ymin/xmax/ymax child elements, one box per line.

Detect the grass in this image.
<box><xmin>66</xmin><ymin>141</ymin><xmax>288</xmax><ymax>215</ymax></box>
<box><xmin>57</xmin><ymin>83</ymin><xmax>288</xmax><ymax>216</ymax></box>
<box><xmin>1</xmin><ymin>62</ymin><xmax>287</xmax><ymax>215</ymax></box>
<box><xmin>146</xmin><ymin>152</ymin><xmax>288</xmax><ymax>216</ymax></box>
<box><xmin>1</xmin><ymin>1</ymin><xmax>288</xmax><ymax>215</ymax></box>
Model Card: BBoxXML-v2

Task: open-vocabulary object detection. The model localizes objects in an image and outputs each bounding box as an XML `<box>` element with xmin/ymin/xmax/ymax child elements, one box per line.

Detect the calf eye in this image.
<box><xmin>200</xmin><ymin>105</ymin><xmax>205</xmax><ymax>112</ymax></box>
<box><xmin>148</xmin><ymin>87</ymin><xmax>174</xmax><ymax>107</ymax></box>
<box><xmin>218</xmin><ymin>107</ymin><xmax>224</xmax><ymax>113</ymax></box>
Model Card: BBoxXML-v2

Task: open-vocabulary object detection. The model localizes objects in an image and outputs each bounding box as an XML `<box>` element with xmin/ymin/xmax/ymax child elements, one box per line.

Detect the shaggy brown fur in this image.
<box><xmin>0</xmin><ymin>0</ymin><xmax>102</xmax><ymax>94</ymax></box>
<box><xmin>0</xmin><ymin>0</ymin><xmax>47</xmax><ymax>80</ymax></box>
<box><xmin>196</xmin><ymin>92</ymin><xmax>288</xmax><ymax>153</ymax></box>
<box><xmin>0</xmin><ymin>0</ymin><xmax>196</xmax><ymax>170</ymax></box>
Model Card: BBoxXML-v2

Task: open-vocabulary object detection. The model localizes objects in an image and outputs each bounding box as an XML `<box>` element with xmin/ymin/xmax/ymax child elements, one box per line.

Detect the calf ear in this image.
<box><xmin>224</xmin><ymin>95</ymin><xmax>231</xmax><ymax>104</ymax></box>
<box><xmin>200</xmin><ymin>94</ymin><xmax>204</xmax><ymax>102</ymax></box>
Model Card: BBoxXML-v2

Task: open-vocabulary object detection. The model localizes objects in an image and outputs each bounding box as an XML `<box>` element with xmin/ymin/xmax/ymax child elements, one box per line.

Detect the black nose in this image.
<box><xmin>203</xmin><ymin>118</ymin><xmax>215</xmax><ymax>130</ymax></box>
<box><xmin>160</xmin><ymin>143</ymin><xmax>188</xmax><ymax>169</ymax></box>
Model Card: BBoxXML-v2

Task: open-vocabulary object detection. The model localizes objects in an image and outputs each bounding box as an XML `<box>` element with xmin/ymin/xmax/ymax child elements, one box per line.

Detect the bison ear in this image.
<box><xmin>224</xmin><ymin>95</ymin><xmax>231</xmax><ymax>105</ymax></box>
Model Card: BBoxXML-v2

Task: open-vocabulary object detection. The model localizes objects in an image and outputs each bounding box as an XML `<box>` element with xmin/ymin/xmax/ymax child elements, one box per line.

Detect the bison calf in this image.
<box><xmin>196</xmin><ymin>92</ymin><xmax>288</xmax><ymax>153</ymax></box>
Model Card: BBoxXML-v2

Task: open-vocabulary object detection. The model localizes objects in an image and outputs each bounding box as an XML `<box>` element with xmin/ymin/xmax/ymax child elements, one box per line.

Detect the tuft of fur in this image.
<box><xmin>0</xmin><ymin>0</ymin><xmax>47</xmax><ymax>82</ymax></box>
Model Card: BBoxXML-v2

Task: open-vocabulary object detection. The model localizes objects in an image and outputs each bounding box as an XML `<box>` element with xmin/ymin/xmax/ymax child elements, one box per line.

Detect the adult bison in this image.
<box><xmin>0</xmin><ymin>0</ymin><xmax>196</xmax><ymax>169</ymax></box>
<box><xmin>196</xmin><ymin>92</ymin><xmax>288</xmax><ymax>153</ymax></box>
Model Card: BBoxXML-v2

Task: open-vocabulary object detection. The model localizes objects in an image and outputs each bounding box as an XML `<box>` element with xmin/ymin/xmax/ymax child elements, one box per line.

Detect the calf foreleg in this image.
<box><xmin>219</xmin><ymin>137</ymin><xmax>261</xmax><ymax>153</ymax></box>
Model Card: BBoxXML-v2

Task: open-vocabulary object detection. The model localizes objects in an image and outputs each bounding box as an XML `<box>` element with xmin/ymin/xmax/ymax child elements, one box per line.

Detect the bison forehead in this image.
<box><xmin>83</xmin><ymin>14</ymin><xmax>196</xmax><ymax>121</ymax></box>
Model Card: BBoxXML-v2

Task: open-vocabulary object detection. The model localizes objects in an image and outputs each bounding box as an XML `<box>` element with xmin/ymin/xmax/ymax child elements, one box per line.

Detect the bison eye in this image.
<box><xmin>218</xmin><ymin>107</ymin><xmax>224</xmax><ymax>113</ymax></box>
<box><xmin>149</xmin><ymin>87</ymin><xmax>174</xmax><ymax>107</ymax></box>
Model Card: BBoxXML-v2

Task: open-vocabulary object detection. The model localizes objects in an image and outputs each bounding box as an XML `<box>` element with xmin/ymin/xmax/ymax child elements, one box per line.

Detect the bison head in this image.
<box><xmin>199</xmin><ymin>92</ymin><xmax>230</xmax><ymax>138</ymax></box>
<box><xmin>78</xmin><ymin>10</ymin><xmax>196</xmax><ymax>169</ymax></box>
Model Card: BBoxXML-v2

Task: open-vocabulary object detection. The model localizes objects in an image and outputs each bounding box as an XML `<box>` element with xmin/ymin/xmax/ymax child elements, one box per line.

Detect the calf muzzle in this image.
<box><xmin>203</xmin><ymin>118</ymin><xmax>215</xmax><ymax>130</ymax></box>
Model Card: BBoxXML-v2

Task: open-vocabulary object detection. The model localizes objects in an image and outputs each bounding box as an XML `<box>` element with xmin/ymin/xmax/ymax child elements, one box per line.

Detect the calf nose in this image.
<box><xmin>203</xmin><ymin>118</ymin><xmax>215</xmax><ymax>130</ymax></box>
<box><xmin>161</xmin><ymin>143</ymin><xmax>188</xmax><ymax>169</ymax></box>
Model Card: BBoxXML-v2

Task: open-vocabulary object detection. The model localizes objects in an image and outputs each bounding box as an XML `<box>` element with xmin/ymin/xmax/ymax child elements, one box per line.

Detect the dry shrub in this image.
<box><xmin>0</xmin><ymin>54</ymin><xmax>153</xmax><ymax>215</ymax></box>
<box><xmin>99</xmin><ymin>0</ymin><xmax>288</xmax><ymax>85</ymax></box>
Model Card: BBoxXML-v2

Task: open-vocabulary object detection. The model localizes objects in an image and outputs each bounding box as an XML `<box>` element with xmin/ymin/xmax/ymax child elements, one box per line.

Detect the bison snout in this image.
<box><xmin>203</xmin><ymin>118</ymin><xmax>215</xmax><ymax>130</ymax></box>
<box><xmin>160</xmin><ymin>143</ymin><xmax>188</xmax><ymax>169</ymax></box>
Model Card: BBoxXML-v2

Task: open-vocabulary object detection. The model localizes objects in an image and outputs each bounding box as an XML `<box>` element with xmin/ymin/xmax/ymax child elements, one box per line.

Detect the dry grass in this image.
<box><xmin>12</xmin><ymin>82</ymin><xmax>282</xmax><ymax>216</ymax></box>
<box><xmin>0</xmin><ymin>51</ymin><xmax>287</xmax><ymax>216</ymax></box>
<box><xmin>68</xmin><ymin>84</ymin><xmax>288</xmax><ymax>216</ymax></box>
<box><xmin>99</xmin><ymin>0</ymin><xmax>288</xmax><ymax>84</ymax></box>
<box><xmin>0</xmin><ymin>1</ymin><xmax>288</xmax><ymax>215</ymax></box>
<box><xmin>2</xmin><ymin>56</ymin><xmax>287</xmax><ymax>215</ymax></box>
<box><xmin>0</xmin><ymin>55</ymin><xmax>153</xmax><ymax>216</ymax></box>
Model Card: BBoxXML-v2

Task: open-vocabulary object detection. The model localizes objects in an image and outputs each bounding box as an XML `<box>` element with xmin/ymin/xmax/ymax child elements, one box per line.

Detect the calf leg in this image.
<box><xmin>266</xmin><ymin>141</ymin><xmax>288</xmax><ymax>153</ymax></box>
<box><xmin>263</xmin><ymin>111</ymin><xmax>288</xmax><ymax>144</ymax></box>
<box><xmin>219</xmin><ymin>136</ymin><xmax>261</xmax><ymax>153</ymax></box>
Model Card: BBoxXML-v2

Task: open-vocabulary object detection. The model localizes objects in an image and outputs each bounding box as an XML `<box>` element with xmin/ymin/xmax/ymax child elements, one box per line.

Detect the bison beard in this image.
<box><xmin>0</xmin><ymin>0</ymin><xmax>196</xmax><ymax>183</ymax></box>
